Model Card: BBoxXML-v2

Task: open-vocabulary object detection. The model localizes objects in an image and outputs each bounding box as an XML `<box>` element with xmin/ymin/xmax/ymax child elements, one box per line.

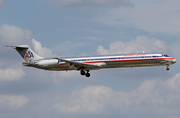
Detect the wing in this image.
<box><xmin>54</xmin><ymin>58</ymin><xmax>101</xmax><ymax>70</ymax></box>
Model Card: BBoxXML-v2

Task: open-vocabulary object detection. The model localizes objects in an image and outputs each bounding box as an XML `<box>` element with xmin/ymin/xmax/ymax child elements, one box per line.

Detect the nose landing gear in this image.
<box><xmin>166</xmin><ymin>65</ymin><xmax>170</xmax><ymax>71</ymax></box>
<box><xmin>80</xmin><ymin>70</ymin><xmax>90</xmax><ymax>77</ymax></box>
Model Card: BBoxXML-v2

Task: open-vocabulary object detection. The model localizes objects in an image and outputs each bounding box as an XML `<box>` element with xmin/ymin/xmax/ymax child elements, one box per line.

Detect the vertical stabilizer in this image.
<box><xmin>5</xmin><ymin>45</ymin><xmax>43</xmax><ymax>62</ymax></box>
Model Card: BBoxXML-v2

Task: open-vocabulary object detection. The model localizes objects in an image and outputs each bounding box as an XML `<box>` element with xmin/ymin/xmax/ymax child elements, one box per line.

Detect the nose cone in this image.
<box><xmin>172</xmin><ymin>59</ymin><xmax>176</xmax><ymax>64</ymax></box>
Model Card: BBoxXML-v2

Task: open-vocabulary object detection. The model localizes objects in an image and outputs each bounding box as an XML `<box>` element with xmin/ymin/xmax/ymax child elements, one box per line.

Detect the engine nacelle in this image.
<box><xmin>37</xmin><ymin>59</ymin><xmax>59</xmax><ymax>67</ymax></box>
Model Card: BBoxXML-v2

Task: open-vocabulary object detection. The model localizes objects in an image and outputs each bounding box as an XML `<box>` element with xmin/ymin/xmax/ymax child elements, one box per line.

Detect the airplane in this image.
<box><xmin>6</xmin><ymin>45</ymin><xmax>176</xmax><ymax>77</ymax></box>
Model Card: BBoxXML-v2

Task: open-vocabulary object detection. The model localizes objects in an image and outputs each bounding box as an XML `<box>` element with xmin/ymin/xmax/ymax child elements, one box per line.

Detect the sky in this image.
<box><xmin>0</xmin><ymin>0</ymin><xmax>180</xmax><ymax>118</ymax></box>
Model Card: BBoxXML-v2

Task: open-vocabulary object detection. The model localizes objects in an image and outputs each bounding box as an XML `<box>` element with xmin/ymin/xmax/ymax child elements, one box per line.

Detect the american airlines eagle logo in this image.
<box><xmin>25</xmin><ymin>51</ymin><xmax>34</xmax><ymax>58</ymax></box>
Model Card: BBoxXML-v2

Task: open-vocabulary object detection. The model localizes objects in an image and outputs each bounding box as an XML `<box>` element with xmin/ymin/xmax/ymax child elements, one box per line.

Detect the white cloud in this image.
<box><xmin>0</xmin><ymin>24</ymin><xmax>33</xmax><ymax>46</ymax></box>
<box><xmin>53</xmin><ymin>73</ymin><xmax>180</xmax><ymax>116</ymax></box>
<box><xmin>32</xmin><ymin>39</ymin><xmax>54</xmax><ymax>57</ymax></box>
<box><xmin>94</xmin><ymin>0</ymin><xmax>180</xmax><ymax>34</ymax></box>
<box><xmin>97</xmin><ymin>35</ymin><xmax>171</xmax><ymax>55</ymax></box>
<box><xmin>53</xmin><ymin>85</ymin><xmax>113</xmax><ymax>113</ymax></box>
<box><xmin>0</xmin><ymin>0</ymin><xmax>4</xmax><ymax>8</ymax></box>
<box><xmin>48</xmin><ymin>0</ymin><xmax>134</xmax><ymax>7</ymax></box>
<box><xmin>0</xmin><ymin>24</ymin><xmax>55</xmax><ymax>58</ymax></box>
<box><xmin>0</xmin><ymin>68</ymin><xmax>26</xmax><ymax>81</ymax></box>
<box><xmin>0</xmin><ymin>95</ymin><xmax>29</xmax><ymax>108</ymax></box>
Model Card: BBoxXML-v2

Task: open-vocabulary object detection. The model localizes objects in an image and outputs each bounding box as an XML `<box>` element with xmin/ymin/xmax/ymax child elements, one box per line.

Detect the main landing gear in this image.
<box><xmin>80</xmin><ymin>70</ymin><xmax>90</xmax><ymax>77</ymax></box>
<box><xmin>166</xmin><ymin>64</ymin><xmax>170</xmax><ymax>71</ymax></box>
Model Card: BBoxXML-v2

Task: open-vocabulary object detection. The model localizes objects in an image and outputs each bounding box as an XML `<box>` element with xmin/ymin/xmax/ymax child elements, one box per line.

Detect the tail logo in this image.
<box><xmin>25</xmin><ymin>51</ymin><xmax>34</xmax><ymax>58</ymax></box>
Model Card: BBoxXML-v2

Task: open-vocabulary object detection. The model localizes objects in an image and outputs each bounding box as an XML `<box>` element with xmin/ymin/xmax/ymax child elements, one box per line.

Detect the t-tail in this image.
<box><xmin>5</xmin><ymin>45</ymin><xmax>43</xmax><ymax>62</ymax></box>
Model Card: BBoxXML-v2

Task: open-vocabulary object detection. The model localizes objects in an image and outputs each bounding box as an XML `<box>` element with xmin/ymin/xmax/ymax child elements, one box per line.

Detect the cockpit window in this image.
<box><xmin>162</xmin><ymin>54</ymin><xmax>168</xmax><ymax>57</ymax></box>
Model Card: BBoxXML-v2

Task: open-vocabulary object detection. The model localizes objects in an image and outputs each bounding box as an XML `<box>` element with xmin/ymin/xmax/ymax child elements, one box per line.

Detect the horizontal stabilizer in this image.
<box><xmin>4</xmin><ymin>45</ymin><xmax>29</xmax><ymax>49</ymax></box>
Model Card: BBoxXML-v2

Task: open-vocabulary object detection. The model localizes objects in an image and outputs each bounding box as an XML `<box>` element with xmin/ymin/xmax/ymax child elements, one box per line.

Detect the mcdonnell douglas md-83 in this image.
<box><xmin>6</xmin><ymin>45</ymin><xmax>176</xmax><ymax>77</ymax></box>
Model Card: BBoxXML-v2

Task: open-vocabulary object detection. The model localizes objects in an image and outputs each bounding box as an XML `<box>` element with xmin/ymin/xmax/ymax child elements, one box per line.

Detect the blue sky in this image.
<box><xmin>0</xmin><ymin>0</ymin><xmax>180</xmax><ymax>118</ymax></box>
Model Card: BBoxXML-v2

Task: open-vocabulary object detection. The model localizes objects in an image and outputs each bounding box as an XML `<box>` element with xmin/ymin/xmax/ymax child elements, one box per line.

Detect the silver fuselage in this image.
<box><xmin>24</xmin><ymin>53</ymin><xmax>176</xmax><ymax>71</ymax></box>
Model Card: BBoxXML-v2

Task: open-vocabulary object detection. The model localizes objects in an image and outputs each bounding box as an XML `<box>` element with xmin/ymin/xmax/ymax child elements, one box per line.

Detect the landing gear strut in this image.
<box><xmin>166</xmin><ymin>65</ymin><xmax>170</xmax><ymax>71</ymax></box>
<box><xmin>80</xmin><ymin>70</ymin><xmax>90</xmax><ymax>77</ymax></box>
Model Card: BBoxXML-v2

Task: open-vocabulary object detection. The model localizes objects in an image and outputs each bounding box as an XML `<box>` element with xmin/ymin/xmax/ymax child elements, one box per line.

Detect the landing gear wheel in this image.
<box><xmin>85</xmin><ymin>72</ymin><xmax>90</xmax><ymax>77</ymax></box>
<box><xmin>80</xmin><ymin>70</ymin><xmax>85</xmax><ymax>75</ymax></box>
